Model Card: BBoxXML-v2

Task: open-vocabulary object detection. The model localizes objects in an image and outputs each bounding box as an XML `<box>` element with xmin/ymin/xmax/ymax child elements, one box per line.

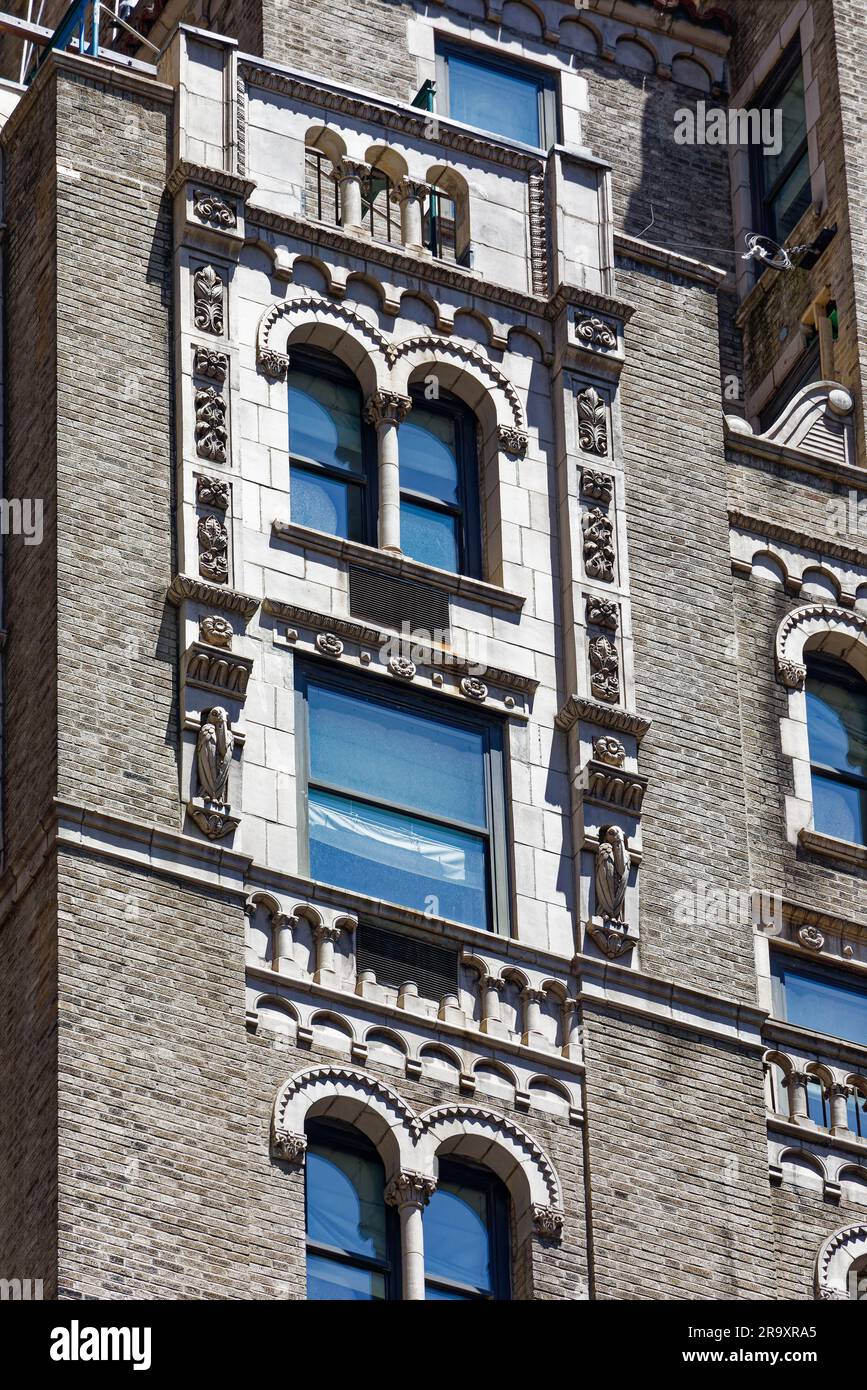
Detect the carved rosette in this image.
<box><xmin>271</xmin><ymin>1130</ymin><xmax>308</xmax><ymax>1165</ymax></box>
<box><xmin>575</xmin><ymin>313</ymin><xmax>617</xmax><ymax>351</ymax></box>
<box><xmin>196</xmin><ymin>475</ymin><xmax>230</xmax><ymax>511</ymax></box>
<box><xmin>532</xmin><ymin>1205</ymin><xmax>564</xmax><ymax>1240</ymax></box>
<box><xmin>193</xmin><ymin>188</ymin><xmax>238</xmax><ymax>229</ymax></box>
<box><xmin>582</xmin><ymin>508</ymin><xmax>615</xmax><ymax>584</ymax></box>
<box><xmin>193</xmin><ymin>264</ymin><xmax>224</xmax><ymax>336</ymax></box>
<box><xmin>198</xmin><ymin>515</ymin><xmax>229</xmax><ymax>583</ymax></box>
<box><xmin>461</xmin><ymin>676</ymin><xmax>488</xmax><ymax>702</ymax></box>
<box><xmin>589</xmin><ymin>635</ymin><xmax>619</xmax><ymax>703</ymax></box>
<box><xmin>195</xmin><ymin>387</ymin><xmax>228</xmax><ymax>464</ymax></box>
<box><xmin>384</xmin><ymin>1172</ymin><xmax>437</xmax><ymax>1210</ymax></box>
<box><xmin>797</xmin><ymin>923</ymin><xmax>825</xmax><ymax>951</ymax></box>
<box><xmin>497</xmin><ymin>424</ymin><xmax>529</xmax><ymax>458</ymax></box>
<box><xmin>389</xmin><ymin>655</ymin><xmax>416</xmax><ymax>680</ymax></box>
<box><xmin>577</xmin><ymin>386</ymin><xmax>607</xmax><ymax>455</ymax></box>
<box><xmin>586</xmin><ymin>595</ymin><xmax>618</xmax><ymax>630</ymax></box>
<box><xmin>199</xmin><ymin>615</ymin><xmax>233</xmax><ymax>649</ymax></box>
<box><xmin>580</xmin><ymin>468</ymin><xmax>613</xmax><ymax>503</ymax></box>
<box><xmin>316</xmin><ymin>632</ymin><xmax>344</xmax><ymax>658</ymax></box>
<box><xmin>193</xmin><ymin>345</ymin><xmax>229</xmax><ymax>382</ymax></box>
<box><xmin>593</xmin><ymin>735</ymin><xmax>625</xmax><ymax>767</ymax></box>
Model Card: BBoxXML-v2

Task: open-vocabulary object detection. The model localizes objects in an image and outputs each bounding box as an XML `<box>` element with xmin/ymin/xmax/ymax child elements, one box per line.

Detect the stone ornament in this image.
<box><xmin>196</xmin><ymin>475</ymin><xmax>230</xmax><ymax>511</ymax></box>
<box><xmin>778</xmin><ymin>658</ymin><xmax>807</xmax><ymax>690</ymax></box>
<box><xmin>532</xmin><ymin>1205</ymin><xmax>564</xmax><ymax>1240</ymax></box>
<box><xmin>198</xmin><ymin>515</ymin><xmax>229</xmax><ymax>583</ymax></box>
<box><xmin>389</xmin><ymin>655</ymin><xmax>416</xmax><ymax>680</ymax></box>
<box><xmin>271</xmin><ymin>1130</ymin><xmax>307</xmax><ymax>1165</ymax></box>
<box><xmin>593</xmin><ymin>736</ymin><xmax>626</xmax><ymax>767</ymax></box>
<box><xmin>580</xmin><ymin>469</ymin><xmax>613</xmax><ymax>503</ymax></box>
<box><xmin>575</xmin><ymin>313</ymin><xmax>617</xmax><ymax>351</ymax></box>
<box><xmin>193</xmin><ymin>264</ymin><xmax>224</xmax><ymax>336</ymax></box>
<box><xmin>595</xmin><ymin>825</ymin><xmax>629</xmax><ymax>924</ymax></box>
<box><xmin>188</xmin><ymin>706</ymin><xmax>239</xmax><ymax>839</ymax></box>
<box><xmin>195</xmin><ymin>387</ymin><xmax>228</xmax><ymax>464</ymax></box>
<box><xmin>589</xmin><ymin>635</ymin><xmax>619</xmax><ymax>703</ymax></box>
<box><xmin>186</xmin><ymin>647</ymin><xmax>251</xmax><ymax>696</ymax></box>
<box><xmin>797</xmin><ymin>923</ymin><xmax>825</xmax><ymax>952</ymax></box>
<box><xmin>582</xmin><ymin>508</ymin><xmax>615</xmax><ymax>583</ymax></box>
<box><xmin>193</xmin><ymin>188</ymin><xmax>238</xmax><ymax>229</ymax></box>
<box><xmin>193</xmin><ymin>345</ymin><xmax>228</xmax><ymax>382</ymax></box>
<box><xmin>258</xmin><ymin>347</ymin><xmax>290</xmax><ymax>381</ymax></box>
<box><xmin>363</xmin><ymin>390</ymin><xmax>412</xmax><ymax>428</ymax></box>
<box><xmin>497</xmin><ymin>424</ymin><xmax>529</xmax><ymax>458</ymax></box>
<box><xmin>316</xmin><ymin>632</ymin><xmax>344</xmax><ymax>658</ymax></box>
<box><xmin>577</xmin><ymin>386</ymin><xmax>607</xmax><ymax>455</ymax></box>
<box><xmin>200</xmin><ymin>615</ymin><xmax>233</xmax><ymax>649</ymax></box>
<box><xmin>461</xmin><ymin>676</ymin><xmax>488</xmax><ymax>702</ymax></box>
<box><xmin>384</xmin><ymin>1172</ymin><xmax>437</xmax><ymax>1210</ymax></box>
<box><xmin>586</xmin><ymin>595</ymin><xmax>619</xmax><ymax>630</ymax></box>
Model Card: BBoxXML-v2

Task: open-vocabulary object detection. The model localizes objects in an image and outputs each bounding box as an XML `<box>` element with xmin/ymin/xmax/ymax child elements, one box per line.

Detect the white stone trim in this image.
<box><xmin>815</xmin><ymin>1222</ymin><xmax>867</xmax><ymax>1300</ymax></box>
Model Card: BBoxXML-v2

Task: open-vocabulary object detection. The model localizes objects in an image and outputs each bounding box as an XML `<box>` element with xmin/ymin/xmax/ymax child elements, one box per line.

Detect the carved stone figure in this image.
<box><xmin>197</xmin><ymin>706</ymin><xmax>234</xmax><ymax>805</ymax></box>
<box><xmin>595</xmin><ymin>825</ymin><xmax>629</xmax><ymax>924</ymax></box>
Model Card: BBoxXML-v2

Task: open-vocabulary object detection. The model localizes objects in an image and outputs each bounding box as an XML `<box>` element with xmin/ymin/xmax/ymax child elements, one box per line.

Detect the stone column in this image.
<box><xmin>384</xmin><ymin>1172</ymin><xmax>436</xmax><ymax>1300</ymax></box>
<box><xmin>390</xmin><ymin>177</ymin><xmax>430</xmax><ymax>253</ymax></box>
<box><xmin>561</xmin><ymin>997</ymin><xmax>581</xmax><ymax>1058</ymax></box>
<box><xmin>480</xmin><ymin>974</ymin><xmax>507</xmax><ymax>1037</ymax></box>
<box><xmin>336</xmin><ymin>158</ymin><xmax>370</xmax><ymax>233</ymax></box>
<box><xmin>783</xmin><ymin>1070</ymin><xmax>812</xmax><ymax>1126</ymax></box>
<box><xmin>273</xmin><ymin>912</ymin><xmax>296</xmax><ymax>973</ymax></box>
<box><xmin>828</xmin><ymin>1082</ymin><xmax>852</xmax><ymax>1136</ymax></box>
<box><xmin>364</xmin><ymin>391</ymin><xmax>412</xmax><ymax>554</ymax></box>
<box><xmin>521</xmin><ymin>986</ymin><xmax>547</xmax><ymax>1047</ymax></box>
<box><xmin>313</xmin><ymin>917</ymin><xmax>355</xmax><ymax>985</ymax></box>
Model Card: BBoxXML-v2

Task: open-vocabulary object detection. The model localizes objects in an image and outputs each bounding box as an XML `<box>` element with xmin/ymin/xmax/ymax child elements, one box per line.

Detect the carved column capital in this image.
<box><xmin>532</xmin><ymin>1205</ymin><xmax>564</xmax><ymax>1239</ymax></box>
<box><xmin>389</xmin><ymin>176</ymin><xmax>431</xmax><ymax>205</ymax></box>
<box><xmin>384</xmin><ymin>1171</ymin><xmax>437</xmax><ymax>1211</ymax></box>
<box><xmin>364</xmin><ymin>390</ymin><xmax>412</xmax><ymax>428</ymax></box>
<box><xmin>313</xmin><ymin>923</ymin><xmax>342</xmax><ymax>946</ymax></box>
<box><xmin>271</xmin><ymin>1129</ymin><xmax>307</xmax><ymax>1165</ymax></box>
<box><xmin>336</xmin><ymin>157</ymin><xmax>371</xmax><ymax>183</ymax></box>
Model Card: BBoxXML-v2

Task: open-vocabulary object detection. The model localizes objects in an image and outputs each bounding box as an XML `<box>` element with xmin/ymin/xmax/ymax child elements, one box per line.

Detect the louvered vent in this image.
<box><xmin>348</xmin><ymin>564</ymin><xmax>450</xmax><ymax>637</ymax></box>
<box><xmin>357</xmin><ymin>923</ymin><xmax>459</xmax><ymax>1003</ymax></box>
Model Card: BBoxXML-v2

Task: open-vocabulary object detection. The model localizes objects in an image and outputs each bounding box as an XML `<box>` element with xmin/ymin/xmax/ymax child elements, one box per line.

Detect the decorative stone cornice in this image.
<box><xmin>556</xmin><ymin>696</ymin><xmax>651</xmax><ymax>741</ymax></box>
<box><xmin>547</xmin><ymin>284</ymin><xmax>635</xmax><ymax>326</ymax></box>
<box><xmin>729</xmin><ymin>508</ymin><xmax>867</xmax><ymax>570</ymax></box>
<box><xmin>184</xmin><ymin>642</ymin><xmax>253</xmax><ymax>698</ymax></box>
<box><xmin>166</xmin><ymin>159</ymin><xmax>257</xmax><ymax>202</ymax></box>
<box><xmin>167</xmin><ymin>573</ymin><xmax>259</xmax><ymax>621</ymax></box>
<box><xmin>614</xmin><ymin>230</ymin><xmax>727</xmax><ymax>287</ymax></box>
<box><xmin>580</xmin><ymin>759</ymin><xmax>647</xmax><ymax>813</ymax></box>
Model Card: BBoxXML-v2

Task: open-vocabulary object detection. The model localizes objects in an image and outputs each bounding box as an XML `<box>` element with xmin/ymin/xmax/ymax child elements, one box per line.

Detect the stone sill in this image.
<box><xmin>763</xmin><ymin>1017</ymin><xmax>867</xmax><ymax>1073</ymax></box>
<box><xmin>725</xmin><ymin>430</ymin><xmax>866</xmax><ymax>483</ymax></box>
<box><xmin>767</xmin><ymin>1114</ymin><xmax>867</xmax><ymax>1162</ymax></box>
<box><xmin>271</xmin><ymin>520</ymin><xmax>526</xmax><ymax>612</ymax></box>
<box><xmin>798</xmin><ymin>827</ymin><xmax>867</xmax><ymax>871</ymax></box>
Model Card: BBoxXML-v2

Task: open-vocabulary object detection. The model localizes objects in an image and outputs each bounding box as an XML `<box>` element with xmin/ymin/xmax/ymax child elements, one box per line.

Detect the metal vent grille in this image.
<box><xmin>348</xmin><ymin>565</ymin><xmax>450</xmax><ymax>638</ymax></box>
<box><xmin>357</xmin><ymin>923</ymin><xmax>459</xmax><ymax>1003</ymax></box>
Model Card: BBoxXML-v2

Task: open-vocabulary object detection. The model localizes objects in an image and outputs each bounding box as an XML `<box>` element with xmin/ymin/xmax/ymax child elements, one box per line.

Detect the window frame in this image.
<box><xmin>748</xmin><ymin>39</ymin><xmax>812</xmax><ymax>248</ymax></box>
<box><xmin>423</xmin><ymin>1157</ymin><xmax>511</xmax><ymax>1301</ymax></box>
<box><xmin>770</xmin><ymin>950</ymin><xmax>867</xmax><ymax>1048</ymax></box>
<box><xmin>304</xmin><ymin>1117</ymin><xmax>401</xmax><ymax>1301</ymax></box>
<box><xmin>805</xmin><ymin>655</ymin><xmax>867</xmax><ymax>846</ymax></box>
<box><xmin>294</xmin><ymin>661</ymin><xmax>512</xmax><ymax>936</ymax></box>
<box><xmin>757</xmin><ymin>335</ymin><xmax>821</xmax><ymax>433</ymax></box>
<box><xmin>287</xmin><ymin>347</ymin><xmax>378</xmax><ymax>547</ymax></box>
<box><xmin>435</xmin><ymin>41</ymin><xmax>559</xmax><ymax>150</ymax></box>
<box><xmin>400</xmin><ymin>389</ymin><xmax>483</xmax><ymax>579</ymax></box>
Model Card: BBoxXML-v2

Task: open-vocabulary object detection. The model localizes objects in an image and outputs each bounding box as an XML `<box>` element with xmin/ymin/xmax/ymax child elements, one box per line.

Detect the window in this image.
<box><xmin>851</xmin><ymin>1257</ymin><xmax>867</xmax><ymax>1301</ymax></box>
<box><xmin>771</xmin><ymin>954</ymin><xmax>867</xmax><ymax>1048</ymax></box>
<box><xmin>305</xmin><ymin>1120</ymin><xmax>398</xmax><ymax>1300</ymax></box>
<box><xmin>805</xmin><ymin>656</ymin><xmax>867</xmax><ymax>844</ymax></box>
<box><xmin>436</xmin><ymin>43</ymin><xmax>557</xmax><ymax>148</ymax></box>
<box><xmin>399</xmin><ymin>393</ymin><xmax>481</xmax><ymax>576</ymax></box>
<box><xmin>296</xmin><ymin>665</ymin><xmax>510</xmax><ymax>933</ymax></box>
<box><xmin>424</xmin><ymin>1159</ymin><xmax>511</xmax><ymax>1300</ymax></box>
<box><xmin>288</xmin><ymin>351</ymin><xmax>376</xmax><ymax>543</ymax></box>
<box><xmin>757</xmin><ymin>336</ymin><xmax>821</xmax><ymax>433</ymax></box>
<box><xmin>750</xmin><ymin>42</ymin><xmax>812</xmax><ymax>246</ymax></box>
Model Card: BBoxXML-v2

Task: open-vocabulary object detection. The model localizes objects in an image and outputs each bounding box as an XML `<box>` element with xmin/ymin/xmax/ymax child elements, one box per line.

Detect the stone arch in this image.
<box><xmin>255</xmin><ymin>292</ymin><xmax>388</xmax><ymax>393</ymax></box>
<box><xmin>815</xmin><ymin>1221</ymin><xmax>867</xmax><ymax>1299</ymax></box>
<box><xmin>799</xmin><ymin>567</ymin><xmax>841</xmax><ymax>603</ymax></box>
<box><xmin>559</xmin><ymin>15</ymin><xmax>601</xmax><ymax>55</ymax></box>
<box><xmin>775</xmin><ymin>604</ymin><xmax>867</xmax><ymax>690</ymax></box>
<box><xmin>501</xmin><ymin>0</ymin><xmax>545</xmax><ymax>40</ymax></box>
<box><xmin>671</xmin><ymin>53</ymin><xmax>713</xmax><ymax>92</ymax></box>
<box><xmin>272</xmin><ymin>1065</ymin><xmax>419</xmax><ymax>1180</ymax></box>
<box><xmin>364</xmin><ymin>143</ymin><xmax>408</xmax><ymax>183</ymax></box>
<box><xmin>418</xmin><ymin>1103</ymin><xmax>563</xmax><ymax>1239</ymax></box>
<box><xmin>615</xmin><ymin>34</ymin><xmax>658</xmax><ymax>75</ymax></box>
<box><xmin>390</xmin><ymin>337</ymin><xmax>524</xmax><ymax>432</ymax></box>
<box><xmin>750</xmin><ymin>549</ymin><xmax>788</xmax><ymax>588</ymax></box>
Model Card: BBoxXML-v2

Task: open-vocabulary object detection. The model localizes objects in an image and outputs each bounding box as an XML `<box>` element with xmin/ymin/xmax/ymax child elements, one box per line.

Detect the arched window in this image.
<box><xmin>399</xmin><ymin>391</ymin><xmax>481</xmax><ymax>576</ymax></box>
<box><xmin>305</xmin><ymin>1119</ymin><xmax>398</xmax><ymax>1300</ymax></box>
<box><xmin>851</xmin><ymin>1255</ymin><xmax>867</xmax><ymax>1300</ymax></box>
<box><xmin>287</xmin><ymin>350</ymin><xmax>376</xmax><ymax>544</ymax></box>
<box><xmin>423</xmin><ymin>1159</ymin><xmax>510</xmax><ymax>1300</ymax></box>
<box><xmin>805</xmin><ymin>656</ymin><xmax>867</xmax><ymax>844</ymax></box>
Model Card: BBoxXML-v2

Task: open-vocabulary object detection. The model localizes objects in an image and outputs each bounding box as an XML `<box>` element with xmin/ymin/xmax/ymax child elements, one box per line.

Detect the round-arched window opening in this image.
<box><xmin>304</xmin><ymin>1118</ymin><xmax>399</xmax><ymax>1300</ymax></box>
<box><xmin>423</xmin><ymin>1157</ymin><xmax>511</xmax><ymax>1300</ymax></box>
<box><xmin>805</xmin><ymin>655</ymin><xmax>867</xmax><ymax>844</ymax></box>
<box><xmin>850</xmin><ymin>1254</ymin><xmax>867</xmax><ymax>1301</ymax></box>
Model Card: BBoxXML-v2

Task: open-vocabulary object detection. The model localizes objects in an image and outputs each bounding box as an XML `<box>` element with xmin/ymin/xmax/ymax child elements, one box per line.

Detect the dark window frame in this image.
<box><xmin>771</xmin><ymin>950</ymin><xmax>867</xmax><ymax>1047</ymax></box>
<box><xmin>435</xmin><ymin>40</ymin><xmax>559</xmax><ymax>150</ymax></box>
<box><xmin>757</xmin><ymin>335</ymin><xmax>820</xmax><ymax>433</ymax></box>
<box><xmin>424</xmin><ymin>1157</ymin><xmax>511</xmax><ymax>1300</ymax></box>
<box><xmin>304</xmin><ymin>1117</ymin><xmax>401</xmax><ymax>1300</ymax></box>
<box><xmin>805</xmin><ymin>655</ymin><xmax>867</xmax><ymax>845</ymax></box>
<box><xmin>401</xmin><ymin>388</ymin><xmax>483</xmax><ymax>580</ymax></box>
<box><xmin>748</xmin><ymin>39</ymin><xmax>812</xmax><ymax>249</ymax></box>
<box><xmin>294</xmin><ymin>661</ymin><xmax>512</xmax><ymax>936</ymax></box>
<box><xmin>287</xmin><ymin>346</ymin><xmax>378</xmax><ymax>547</ymax></box>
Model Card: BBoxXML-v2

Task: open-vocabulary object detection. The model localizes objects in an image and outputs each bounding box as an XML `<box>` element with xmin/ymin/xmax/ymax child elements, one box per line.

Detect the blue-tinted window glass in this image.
<box><xmin>447</xmin><ymin>52</ymin><xmax>542</xmax><ymax>146</ymax></box>
<box><xmin>308</xmin><ymin>788</ymin><xmax>488</xmax><ymax>930</ymax></box>
<box><xmin>806</xmin><ymin>1079</ymin><xmax>827</xmax><ymax>1128</ymax></box>
<box><xmin>306</xmin><ymin>1254</ymin><xmax>385</xmax><ymax>1301</ymax></box>
<box><xmin>425</xmin><ymin>1181</ymin><xmax>492</xmax><ymax>1294</ymax></box>
<box><xmin>847</xmin><ymin>1092</ymin><xmax>867</xmax><ymax>1138</ymax></box>
<box><xmin>400</xmin><ymin>500</ymin><xmax>460</xmax><ymax>573</ymax></box>
<box><xmin>806</xmin><ymin>666</ymin><xmax>867</xmax><ymax>842</ymax></box>
<box><xmin>308</xmin><ymin>682</ymin><xmax>488</xmax><ymax>828</ymax></box>
<box><xmin>288</xmin><ymin>370</ymin><xmax>363</xmax><ymax>472</ymax></box>
<box><xmin>400</xmin><ymin>414</ymin><xmax>459</xmax><ymax>503</ymax></box>
<box><xmin>810</xmin><ymin>773</ymin><xmax>864</xmax><ymax>844</ymax></box>
<box><xmin>306</xmin><ymin>1143</ymin><xmax>387</xmax><ymax>1259</ymax></box>
<box><xmin>290</xmin><ymin>466</ymin><xmax>355</xmax><ymax>539</ymax></box>
<box><xmin>772</xmin><ymin>956</ymin><xmax>867</xmax><ymax>1047</ymax></box>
